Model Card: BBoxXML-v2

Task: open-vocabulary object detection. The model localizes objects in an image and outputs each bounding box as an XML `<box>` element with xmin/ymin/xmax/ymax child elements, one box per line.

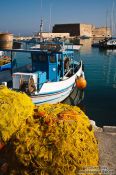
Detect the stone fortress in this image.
<box><xmin>52</xmin><ymin>23</ymin><xmax>111</xmax><ymax>38</ymax></box>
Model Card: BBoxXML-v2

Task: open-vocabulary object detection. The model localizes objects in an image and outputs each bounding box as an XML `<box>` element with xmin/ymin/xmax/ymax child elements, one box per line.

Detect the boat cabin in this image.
<box><xmin>31</xmin><ymin>49</ymin><xmax>73</xmax><ymax>88</ymax></box>
<box><xmin>4</xmin><ymin>42</ymin><xmax>76</xmax><ymax>93</ymax></box>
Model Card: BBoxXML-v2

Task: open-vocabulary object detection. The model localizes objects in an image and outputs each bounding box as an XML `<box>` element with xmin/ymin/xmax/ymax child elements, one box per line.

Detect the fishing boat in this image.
<box><xmin>80</xmin><ymin>35</ymin><xmax>90</xmax><ymax>39</ymax></box>
<box><xmin>0</xmin><ymin>41</ymin><xmax>86</xmax><ymax>105</ymax></box>
<box><xmin>91</xmin><ymin>42</ymin><xmax>99</xmax><ymax>48</ymax></box>
<box><xmin>99</xmin><ymin>37</ymin><xmax>116</xmax><ymax>49</ymax></box>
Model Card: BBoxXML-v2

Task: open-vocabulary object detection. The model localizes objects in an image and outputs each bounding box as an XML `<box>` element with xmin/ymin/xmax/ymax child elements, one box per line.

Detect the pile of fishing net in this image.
<box><xmin>0</xmin><ymin>57</ymin><xmax>11</xmax><ymax>66</ymax></box>
<box><xmin>0</xmin><ymin>86</ymin><xmax>99</xmax><ymax>175</ymax></box>
<box><xmin>0</xmin><ymin>85</ymin><xmax>34</xmax><ymax>142</ymax></box>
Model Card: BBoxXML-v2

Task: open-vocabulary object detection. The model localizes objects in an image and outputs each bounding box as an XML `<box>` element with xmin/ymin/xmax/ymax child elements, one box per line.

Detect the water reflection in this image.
<box><xmin>74</xmin><ymin>40</ymin><xmax>116</xmax><ymax>126</ymax></box>
<box><xmin>77</xmin><ymin>38</ymin><xmax>92</xmax><ymax>54</ymax></box>
<box><xmin>99</xmin><ymin>48</ymin><xmax>116</xmax><ymax>56</ymax></box>
<box><xmin>102</xmin><ymin>52</ymin><xmax>116</xmax><ymax>88</ymax></box>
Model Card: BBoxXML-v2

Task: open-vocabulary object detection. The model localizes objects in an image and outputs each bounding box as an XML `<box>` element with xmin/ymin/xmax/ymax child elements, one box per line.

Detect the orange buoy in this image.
<box><xmin>75</xmin><ymin>77</ymin><xmax>87</xmax><ymax>89</ymax></box>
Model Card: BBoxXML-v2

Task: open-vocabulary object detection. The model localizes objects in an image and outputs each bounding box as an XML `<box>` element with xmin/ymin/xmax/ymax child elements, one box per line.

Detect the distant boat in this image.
<box><xmin>91</xmin><ymin>42</ymin><xmax>99</xmax><ymax>48</ymax></box>
<box><xmin>80</xmin><ymin>35</ymin><xmax>90</xmax><ymax>39</ymax></box>
<box><xmin>99</xmin><ymin>37</ymin><xmax>116</xmax><ymax>49</ymax></box>
<box><xmin>92</xmin><ymin>37</ymin><xmax>116</xmax><ymax>49</ymax></box>
<box><xmin>0</xmin><ymin>55</ymin><xmax>11</xmax><ymax>71</ymax></box>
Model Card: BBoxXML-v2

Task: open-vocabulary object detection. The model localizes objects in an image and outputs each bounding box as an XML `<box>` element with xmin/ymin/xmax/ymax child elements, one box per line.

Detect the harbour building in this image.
<box><xmin>92</xmin><ymin>26</ymin><xmax>111</xmax><ymax>38</ymax></box>
<box><xmin>52</xmin><ymin>23</ymin><xmax>111</xmax><ymax>38</ymax></box>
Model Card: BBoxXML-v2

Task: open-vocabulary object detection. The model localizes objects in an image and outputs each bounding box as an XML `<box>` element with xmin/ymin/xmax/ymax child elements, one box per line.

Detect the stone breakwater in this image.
<box><xmin>90</xmin><ymin>120</ymin><xmax>116</xmax><ymax>175</ymax></box>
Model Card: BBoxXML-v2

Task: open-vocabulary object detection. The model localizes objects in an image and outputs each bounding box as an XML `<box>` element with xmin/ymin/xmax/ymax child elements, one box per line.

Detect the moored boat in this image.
<box><xmin>99</xmin><ymin>37</ymin><xmax>116</xmax><ymax>49</ymax></box>
<box><xmin>91</xmin><ymin>42</ymin><xmax>99</xmax><ymax>48</ymax></box>
<box><xmin>0</xmin><ymin>41</ymin><xmax>86</xmax><ymax>105</ymax></box>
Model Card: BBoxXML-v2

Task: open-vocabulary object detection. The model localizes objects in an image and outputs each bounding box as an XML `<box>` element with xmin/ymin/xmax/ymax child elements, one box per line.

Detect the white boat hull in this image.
<box><xmin>31</xmin><ymin>85</ymin><xmax>73</xmax><ymax>105</ymax></box>
<box><xmin>31</xmin><ymin>63</ymin><xmax>83</xmax><ymax>105</ymax></box>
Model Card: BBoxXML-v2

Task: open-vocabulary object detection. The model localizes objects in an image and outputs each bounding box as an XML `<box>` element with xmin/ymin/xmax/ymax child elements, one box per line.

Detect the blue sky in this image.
<box><xmin>0</xmin><ymin>0</ymin><xmax>115</xmax><ymax>35</ymax></box>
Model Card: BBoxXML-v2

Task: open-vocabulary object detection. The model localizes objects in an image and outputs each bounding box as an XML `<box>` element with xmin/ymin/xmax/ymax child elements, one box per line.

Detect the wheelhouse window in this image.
<box><xmin>58</xmin><ymin>54</ymin><xmax>62</xmax><ymax>61</ymax></box>
<box><xmin>49</xmin><ymin>55</ymin><xmax>56</xmax><ymax>63</ymax></box>
<box><xmin>12</xmin><ymin>52</ymin><xmax>32</xmax><ymax>73</ymax></box>
<box><xmin>32</xmin><ymin>53</ymin><xmax>47</xmax><ymax>72</ymax></box>
<box><xmin>38</xmin><ymin>54</ymin><xmax>46</xmax><ymax>62</ymax></box>
<box><xmin>32</xmin><ymin>53</ymin><xmax>46</xmax><ymax>62</ymax></box>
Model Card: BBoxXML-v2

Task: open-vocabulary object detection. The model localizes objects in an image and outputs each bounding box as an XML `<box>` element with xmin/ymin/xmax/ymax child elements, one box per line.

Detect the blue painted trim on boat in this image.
<box><xmin>0</xmin><ymin>63</ymin><xmax>11</xmax><ymax>71</ymax></box>
<box><xmin>38</xmin><ymin>82</ymin><xmax>74</xmax><ymax>95</ymax></box>
<box><xmin>34</xmin><ymin>90</ymin><xmax>71</xmax><ymax>104</ymax></box>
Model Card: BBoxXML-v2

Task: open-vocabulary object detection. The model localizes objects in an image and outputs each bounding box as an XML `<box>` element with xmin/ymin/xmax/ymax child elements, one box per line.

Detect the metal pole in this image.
<box><xmin>11</xmin><ymin>51</ymin><xmax>13</xmax><ymax>75</ymax></box>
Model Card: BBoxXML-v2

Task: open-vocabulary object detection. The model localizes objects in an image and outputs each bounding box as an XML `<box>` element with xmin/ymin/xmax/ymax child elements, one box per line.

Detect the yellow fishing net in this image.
<box><xmin>0</xmin><ymin>87</ymin><xmax>99</xmax><ymax>175</ymax></box>
<box><xmin>0</xmin><ymin>86</ymin><xmax>34</xmax><ymax>142</ymax></box>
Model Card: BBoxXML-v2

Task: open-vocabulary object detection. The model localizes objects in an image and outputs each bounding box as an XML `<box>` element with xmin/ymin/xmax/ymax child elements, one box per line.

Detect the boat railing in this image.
<box><xmin>63</xmin><ymin>68</ymin><xmax>73</xmax><ymax>78</ymax></box>
<box><xmin>30</xmin><ymin>41</ymin><xmax>65</xmax><ymax>52</ymax></box>
<box><xmin>63</xmin><ymin>61</ymin><xmax>81</xmax><ymax>79</ymax></box>
<box><xmin>64</xmin><ymin>43</ymin><xmax>74</xmax><ymax>50</ymax></box>
<box><xmin>30</xmin><ymin>41</ymin><xmax>76</xmax><ymax>52</ymax></box>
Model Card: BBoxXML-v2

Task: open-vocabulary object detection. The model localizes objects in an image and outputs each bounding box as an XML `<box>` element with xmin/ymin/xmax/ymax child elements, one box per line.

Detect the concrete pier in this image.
<box><xmin>103</xmin><ymin>126</ymin><xmax>116</xmax><ymax>133</ymax></box>
<box><xmin>95</xmin><ymin>126</ymin><xmax>116</xmax><ymax>175</ymax></box>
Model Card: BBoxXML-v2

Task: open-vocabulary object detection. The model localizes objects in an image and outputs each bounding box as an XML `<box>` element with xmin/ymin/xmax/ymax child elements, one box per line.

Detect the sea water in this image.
<box><xmin>77</xmin><ymin>39</ymin><xmax>116</xmax><ymax>126</ymax></box>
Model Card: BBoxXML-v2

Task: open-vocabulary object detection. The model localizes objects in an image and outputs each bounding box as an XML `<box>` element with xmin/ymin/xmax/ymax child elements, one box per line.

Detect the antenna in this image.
<box><xmin>49</xmin><ymin>0</ymin><xmax>55</xmax><ymax>35</ymax></box>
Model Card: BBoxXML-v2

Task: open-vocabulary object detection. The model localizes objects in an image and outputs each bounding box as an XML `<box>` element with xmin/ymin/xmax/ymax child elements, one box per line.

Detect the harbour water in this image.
<box><xmin>0</xmin><ymin>40</ymin><xmax>116</xmax><ymax>126</ymax></box>
<box><xmin>77</xmin><ymin>39</ymin><xmax>116</xmax><ymax>126</ymax></box>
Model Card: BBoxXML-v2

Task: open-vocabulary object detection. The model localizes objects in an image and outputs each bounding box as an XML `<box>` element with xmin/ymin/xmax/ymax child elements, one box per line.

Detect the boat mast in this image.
<box><xmin>49</xmin><ymin>4</ymin><xmax>52</xmax><ymax>33</ymax></box>
<box><xmin>40</xmin><ymin>17</ymin><xmax>43</xmax><ymax>42</ymax></box>
<box><xmin>40</xmin><ymin>0</ymin><xmax>43</xmax><ymax>42</ymax></box>
<box><xmin>111</xmin><ymin>0</ymin><xmax>115</xmax><ymax>36</ymax></box>
<box><xmin>106</xmin><ymin>9</ymin><xmax>108</xmax><ymax>37</ymax></box>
